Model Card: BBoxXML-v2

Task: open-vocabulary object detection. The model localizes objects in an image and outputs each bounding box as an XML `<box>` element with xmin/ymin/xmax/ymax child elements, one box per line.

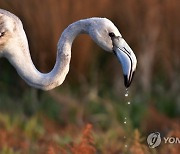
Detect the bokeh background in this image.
<box><xmin>0</xmin><ymin>0</ymin><xmax>179</xmax><ymax>153</ymax></box>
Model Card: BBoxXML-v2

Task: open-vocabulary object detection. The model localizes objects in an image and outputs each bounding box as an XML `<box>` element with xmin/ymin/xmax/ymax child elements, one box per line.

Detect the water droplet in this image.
<box><xmin>125</xmin><ymin>88</ymin><xmax>129</xmax><ymax>97</ymax></box>
<box><xmin>127</xmin><ymin>101</ymin><xmax>131</xmax><ymax>105</ymax></box>
<box><xmin>124</xmin><ymin>121</ymin><xmax>127</xmax><ymax>124</ymax></box>
<box><xmin>124</xmin><ymin>117</ymin><xmax>127</xmax><ymax>120</ymax></box>
<box><xmin>125</xmin><ymin>144</ymin><xmax>128</xmax><ymax>148</ymax></box>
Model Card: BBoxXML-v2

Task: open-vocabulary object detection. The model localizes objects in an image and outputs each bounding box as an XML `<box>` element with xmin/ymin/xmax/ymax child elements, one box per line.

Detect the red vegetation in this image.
<box><xmin>130</xmin><ymin>130</ymin><xmax>150</xmax><ymax>154</ymax></box>
<box><xmin>45</xmin><ymin>123</ymin><xmax>96</xmax><ymax>154</ymax></box>
<box><xmin>0</xmin><ymin>115</ymin><xmax>179</xmax><ymax>153</ymax></box>
<box><xmin>71</xmin><ymin>124</ymin><xmax>96</xmax><ymax>154</ymax></box>
<box><xmin>0</xmin><ymin>1</ymin><xmax>179</xmax><ymax>153</ymax></box>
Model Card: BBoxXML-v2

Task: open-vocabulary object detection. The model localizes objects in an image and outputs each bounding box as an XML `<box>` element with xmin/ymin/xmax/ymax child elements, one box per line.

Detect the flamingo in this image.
<box><xmin>0</xmin><ymin>9</ymin><xmax>137</xmax><ymax>90</ymax></box>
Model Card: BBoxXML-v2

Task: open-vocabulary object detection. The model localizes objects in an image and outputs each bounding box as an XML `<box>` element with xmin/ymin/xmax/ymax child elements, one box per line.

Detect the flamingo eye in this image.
<box><xmin>109</xmin><ymin>32</ymin><xmax>115</xmax><ymax>37</ymax></box>
<box><xmin>0</xmin><ymin>31</ymin><xmax>5</xmax><ymax>37</ymax></box>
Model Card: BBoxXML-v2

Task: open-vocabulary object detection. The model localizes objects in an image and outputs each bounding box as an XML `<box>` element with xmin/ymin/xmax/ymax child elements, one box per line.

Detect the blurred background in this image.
<box><xmin>0</xmin><ymin>0</ymin><xmax>179</xmax><ymax>153</ymax></box>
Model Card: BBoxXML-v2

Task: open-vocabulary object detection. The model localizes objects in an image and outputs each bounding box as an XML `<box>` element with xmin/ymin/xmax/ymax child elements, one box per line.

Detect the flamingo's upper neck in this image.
<box><xmin>5</xmin><ymin>19</ymin><xmax>90</xmax><ymax>90</ymax></box>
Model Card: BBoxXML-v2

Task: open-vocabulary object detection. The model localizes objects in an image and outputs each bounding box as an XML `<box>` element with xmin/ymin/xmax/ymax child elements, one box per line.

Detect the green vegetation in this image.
<box><xmin>0</xmin><ymin>0</ymin><xmax>179</xmax><ymax>153</ymax></box>
<box><xmin>0</xmin><ymin>67</ymin><xmax>179</xmax><ymax>153</ymax></box>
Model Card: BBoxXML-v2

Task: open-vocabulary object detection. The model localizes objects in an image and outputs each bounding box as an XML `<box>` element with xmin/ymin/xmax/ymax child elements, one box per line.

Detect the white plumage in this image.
<box><xmin>0</xmin><ymin>9</ymin><xmax>137</xmax><ymax>90</ymax></box>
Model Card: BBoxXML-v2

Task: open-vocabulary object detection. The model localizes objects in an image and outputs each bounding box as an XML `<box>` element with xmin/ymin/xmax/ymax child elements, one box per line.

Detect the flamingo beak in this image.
<box><xmin>112</xmin><ymin>37</ymin><xmax>137</xmax><ymax>88</ymax></box>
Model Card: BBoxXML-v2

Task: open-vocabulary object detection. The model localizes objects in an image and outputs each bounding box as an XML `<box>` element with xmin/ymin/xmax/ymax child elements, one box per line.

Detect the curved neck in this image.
<box><xmin>5</xmin><ymin>19</ymin><xmax>90</xmax><ymax>90</ymax></box>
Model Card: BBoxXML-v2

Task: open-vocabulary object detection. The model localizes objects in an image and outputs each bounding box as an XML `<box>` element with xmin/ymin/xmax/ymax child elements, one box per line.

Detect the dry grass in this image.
<box><xmin>130</xmin><ymin>130</ymin><xmax>150</xmax><ymax>154</ymax></box>
<box><xmin>0</xmin><ymin>0</ymin><xmax>179</xmax><ymax>153</ymax></box>
<box><xmin>0</xmin><ymin>0</ymin><xmax>179</xmax><ymax>90</ymax></box>
<box><xmin>0</xmin><ymin>113</ymin><xmax>179</xmax><ymax>153</ymax></box>
<box><xmin>71</xmin><ymin>124</ymin><xmax>96</xmax><ymax>154</ymax></box>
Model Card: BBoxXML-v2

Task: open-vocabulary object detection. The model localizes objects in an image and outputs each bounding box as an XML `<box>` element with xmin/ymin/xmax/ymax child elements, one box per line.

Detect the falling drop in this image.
<box><xmin>125</xmin><ymin>88</ymin><xmax>129</xmax><ymax>97</ymax></box>
<box><xmin>127</xmin><ymin>101</ymin><xmax>131</xmax><ymax>105</ymax></box>
<box><xmin>125</xmin><ymin>93</ymin><xmax>128</xmax><ymax>97</ymax></box>
<box><xmin>123</xmin><ymin>88</ymin><xmax>130</xmax><ymax>149</ymax></box>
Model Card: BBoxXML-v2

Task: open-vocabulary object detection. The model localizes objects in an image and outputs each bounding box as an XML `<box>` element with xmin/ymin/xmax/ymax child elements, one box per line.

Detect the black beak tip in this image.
<box><xmin>123</xmin><ymin>71</ymin><xmax>135</xmax><ymax>88</ymax></box>
<box><xmin>124</xmin><ymin>75</ymin><xmax>131</xmax><ymax>88</ymax></box>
